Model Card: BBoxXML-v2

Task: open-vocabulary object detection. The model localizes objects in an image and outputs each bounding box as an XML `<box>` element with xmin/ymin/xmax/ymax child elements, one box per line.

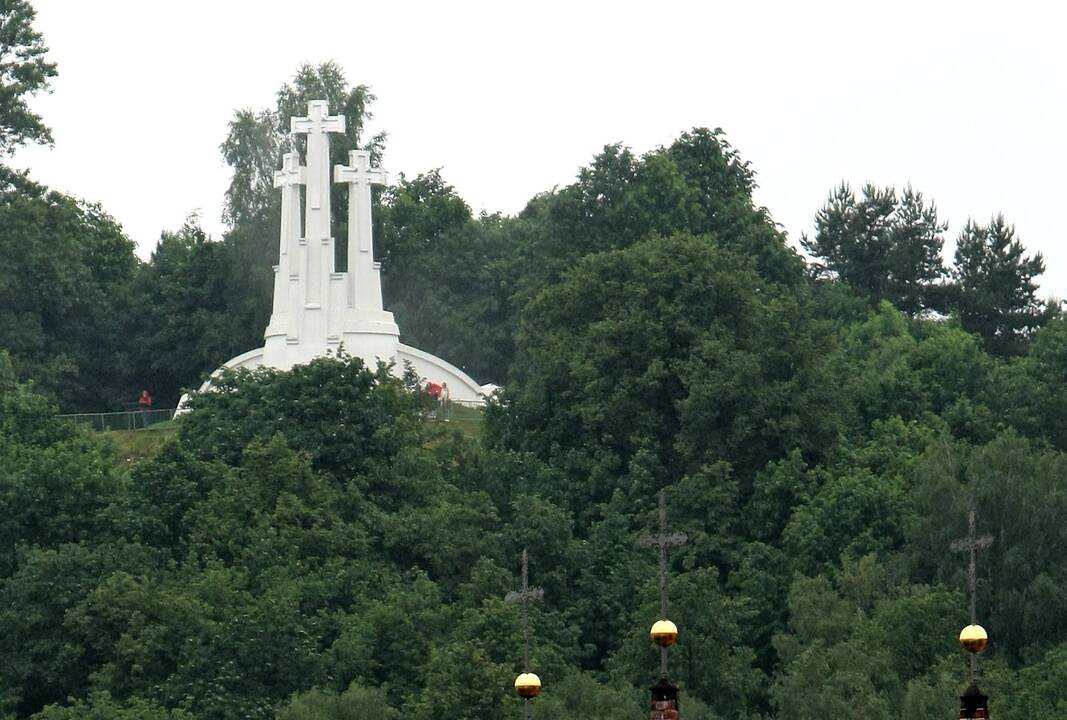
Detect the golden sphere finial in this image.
<box><xmin>650</xmin><ymin>619</ymin><xmax>678</xmax><ymax>647</ymax></box>
<box><xmin>959</xmin><ymin>624</ymin><xmax>988</xmax><ymax>654</ymax></box>
<box><xmin>515</xmin><ymin>672</ymin><xmax>541</xmax><ymax>698</ymax></box>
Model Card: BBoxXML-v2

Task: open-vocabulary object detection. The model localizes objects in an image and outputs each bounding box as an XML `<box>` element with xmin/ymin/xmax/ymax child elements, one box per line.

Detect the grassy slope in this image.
<box><xmin>96</xmin><ymin>409</ymin><xmax>485</xmax><ymax>471</ymax></box>
<box><xmin>438</xmin><ymin>403</ymin><xmax>484</xmax><ymax>442</ymax></box>
<box><xmin>104</xmin><ymin>422</ymin><xmax>180</xmax><ymax>469</ymax></box>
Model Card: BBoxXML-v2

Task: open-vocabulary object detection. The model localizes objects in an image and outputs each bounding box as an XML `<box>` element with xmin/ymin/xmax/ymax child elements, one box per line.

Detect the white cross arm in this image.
<box><xmin>273</xmin><ymin>163</ymin><xmax>307</xmax><ymax>188</ymax></box>
<box><xmin>291</xmin><ymin>113</ymin><xmax>346</xmax><ymax>135</ymax></box>
<box><xmin>334</xmin><ymin>162</ymin><xmax>389</xmax><ymax>186</ymax></box>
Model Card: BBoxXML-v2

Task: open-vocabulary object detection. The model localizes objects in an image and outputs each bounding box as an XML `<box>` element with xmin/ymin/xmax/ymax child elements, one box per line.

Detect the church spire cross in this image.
<box><xmin>505</xmin><ymin>549</ymin><xmax>543</xmax><ymax>720</ymax></box>
<box><xmin>951</xmin><ymin>509</ymin><xmax>993</xmax><ymax>684</ymax></box>
<box><xmin>505</xmin><ymin>548</ymin><xmax>544</xmax><ymax>671</ymax></box>
<box><xmin>638</xmin><ymin>492</ymin><xmax>687</xmax><ymax>677</ymax></box>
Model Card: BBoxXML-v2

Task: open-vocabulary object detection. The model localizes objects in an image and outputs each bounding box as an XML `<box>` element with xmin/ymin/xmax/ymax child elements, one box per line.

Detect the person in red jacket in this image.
<box><xmin>425</xmin><ymin>382</ymin><xmax>442</xmax><ymax>419</ymax></box>
<box><xmin>138</xmin><ymin>389</ymin><xmax>152</xmax><ymax>428</ymax></box>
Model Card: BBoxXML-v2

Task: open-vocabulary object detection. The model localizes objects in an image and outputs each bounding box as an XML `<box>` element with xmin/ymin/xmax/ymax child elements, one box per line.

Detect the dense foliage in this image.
<box><xmin>0</xmin><ymin>0</ymin><xmax>56</xmax><ymax>154</ymax></box>
<box><xmin>3</xmin><ymin>11</ymin><xmax>1067</xmax><ymax>717</ymax></box>
<box><xmin>0</xmin><ymin>171</ymin><xmax>137</xmax><ymax>408</ymax></box>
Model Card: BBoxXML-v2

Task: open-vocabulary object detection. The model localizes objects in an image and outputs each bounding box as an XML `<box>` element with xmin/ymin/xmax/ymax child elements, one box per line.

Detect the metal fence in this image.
<box><xmin>424</xmin><ymin>398</ymin><xmax>485</xmax><ymax>422</ymax></box>
<box><xmin>58</xmin><ymin>397</ymin><xmax>482</xmax><ymax>430</ymax></box>
<box><xmin>56</xmin><ymin>408</ymin><xmax>176</xmax><ymax>431</ymax></box>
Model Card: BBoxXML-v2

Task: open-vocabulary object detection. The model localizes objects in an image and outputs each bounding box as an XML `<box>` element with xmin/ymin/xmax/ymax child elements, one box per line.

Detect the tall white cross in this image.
<box><xmin>335</xmin><ymin>150</ymin><xmax>388</xmax><ymax>253</ymax></box>
<box><xmin>291</xmin><ymin>101</ymin><xmax>344</xmax><ymax>310</ymax></box>
<box><xmin>273</xmin><ymin>152</ymin><xmax>305</xmax><ymax>257</ymax></box>
<box><xmin>291</xmin><ymin>101</ymin><xmax>345</xmax><ymax>228</ymax></box>
<box><xmin>273</xmin><ymin>151</ymin><xmax>306</xmax><ymax>190</ymax></box>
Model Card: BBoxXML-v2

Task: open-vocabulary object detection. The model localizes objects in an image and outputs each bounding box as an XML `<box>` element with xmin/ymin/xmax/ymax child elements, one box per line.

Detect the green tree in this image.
<box><xmin>803</xmin><ymin>184</ymin><xmax>947</xmax><ymax>314</ymax></box>
<box><xmin>129</xmin><ymin>217</ymin><xmax>246</xmax><ymax>406</ymax></box>
<box><xmin>0</xmin><ymin>184</ymin><xmax>138</xmax><ymax>409</ymax></box>
<box><xmin>781</xmin><ymin>418</ymin><xmax>944</xmax><ymax>574</ymax></box>
<box><xmin>0</xmin><ymin>0</ymin><xmax>57</xmax><ymax>154</ymax></box>
<box><xmin>178</xmin><ymin>354</ymin><xmax>423</xmax><ymax>478</ymax></box>
<box><xmin>219</xmin><ymin>109</ymin><xmax>279</xmax><ymax>228</ymax></box>
<box><xmin>378</xmin><ymin>171</ymin><xmax>516</xmax><ymax>382</ymax></box>
<box><xmin>906</xmin><ymin>433</ymin><xmax>1067</xmax><ymax>663</ymax></box>
<box><xmin>667</xmin><ymin>127</ymin><xmax>803</xmax><ymax>284</ymax></box>
<box><xmin>220</xmin><ymin>61</ymin><xmax>383</xmax><ymax>229</ymax></box>
<box><xmin>530</xmin><ymin>673</ymin><xmax>643</xmax><ymax>720</ymax></box>
<box><xmin>772</xmin><ymin>558</ymin><xmax>962</xmax><ymax>720</ymax></box>
<box><xmin>490</xmin><ymin>234</ymin><xmax>841</xmax><ymax>516</ymax></box>
<box><xmin>951</xmin><ymin>215</ymin><xmax>1055</xmax><ymax>356</ymax></box>
<box><xmin>30</xmin><ymin>692</ymin><xmax>194</xmax><ymax>720</ymax></box>
<box><xmin>515</xmin><ymin>129</ymin><xmax>802</xmax><ymax>302</ymax></box>
<box><xmin>277</xmin><ymin>683</ymin><xmax>400</xmax><ymax>720</ymax></box>
<box><xmin>991</xmin><ymin>643</ymin><xmax>1067</xmax><ymax>719</ymax></box>
<box><xmin>829</xmin><ymin>303</ymin><xmax>994</xmax><ymax>437</ymax></box>
<box><xmin>987</xmin><ymin>317</ymin><xmax>1067</xmax><ymax>451</ymax></box>
<box><xmin>0</xmin><ymin>542</ymin><xmax>160</xmax><ymax>717</ymax></box>
<box><xmin>608</xmin><ymin>566</ymin><xmax>765</xmax><ymax>714</ymax></box>
<box><xmin>408</xmin><ymin>640</ymin><xmax>512</xmax><ymax>720</ymax></box>
<box><xmin>0</xmin><ymin>355</ymin><xmax>131</xmax><ymax>573</ymax></box>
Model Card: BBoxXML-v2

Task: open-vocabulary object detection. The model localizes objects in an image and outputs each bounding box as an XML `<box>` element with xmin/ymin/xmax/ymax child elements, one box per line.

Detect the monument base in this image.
<box><xmin>197</xmin><ymin>338</ymin><xmax>488</xmax><ymax>404</ymax></box>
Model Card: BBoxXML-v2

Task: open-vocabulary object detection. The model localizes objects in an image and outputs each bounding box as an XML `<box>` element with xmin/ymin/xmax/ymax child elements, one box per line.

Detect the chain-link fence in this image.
<box><xmin>56</xmin><ymin>408</ymin><xmax>175</xmax><ymax>431</ymax></box>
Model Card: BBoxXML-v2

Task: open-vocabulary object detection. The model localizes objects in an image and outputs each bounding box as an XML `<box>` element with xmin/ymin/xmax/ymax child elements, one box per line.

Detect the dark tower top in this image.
<box><xmin>650</xmin><ymin>676</ymin><xmax>679</xmax><ymax>720</ymax></box>
<box><xmin>960</xmin><ymin>683</ymin><xmax>989</xmax><ymax>719</ymax></box>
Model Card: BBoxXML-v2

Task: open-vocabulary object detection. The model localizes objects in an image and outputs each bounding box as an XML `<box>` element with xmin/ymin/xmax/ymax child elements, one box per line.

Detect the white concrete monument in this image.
<box><xmin>202</xmin><ymin>100</ymin><xmax>489</xmax><ymax>402</ymax></box>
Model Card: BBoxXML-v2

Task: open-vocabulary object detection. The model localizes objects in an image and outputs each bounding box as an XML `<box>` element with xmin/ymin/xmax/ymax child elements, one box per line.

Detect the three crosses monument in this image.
<box><xmin>201</xmin><ymin>100</ymin><xmax>490</xmax><ymax>401</ymax></box>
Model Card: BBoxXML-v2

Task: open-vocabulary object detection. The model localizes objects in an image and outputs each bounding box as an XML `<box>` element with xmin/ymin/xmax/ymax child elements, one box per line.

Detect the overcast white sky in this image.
<box><xmin>11</xmin><ymin>0</ymin><xmax>1067</xmax><ymax>294</ymax></box>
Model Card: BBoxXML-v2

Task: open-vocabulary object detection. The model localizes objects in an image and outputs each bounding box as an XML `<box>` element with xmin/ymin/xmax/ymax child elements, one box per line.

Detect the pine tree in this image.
<box><xmin>952</xmin><ymin>215</ymin><xmax>1056</xmax><ymax>355</ymax></box>
<box><xmin>0</xmin><ymin>0</ymin><xmax>58</xmax><ymax>154</ymax></box>
<box><xmin>803</xmin><ymin>183</ymin><xmax>947</xmax><ymax>314</ymax></box>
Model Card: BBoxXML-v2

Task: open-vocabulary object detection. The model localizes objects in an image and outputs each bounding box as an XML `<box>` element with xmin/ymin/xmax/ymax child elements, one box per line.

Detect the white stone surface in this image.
<box><xmin>203</xmin><ymin>100</ymin><xmax>487</xmax><ymax>403</ymax></box>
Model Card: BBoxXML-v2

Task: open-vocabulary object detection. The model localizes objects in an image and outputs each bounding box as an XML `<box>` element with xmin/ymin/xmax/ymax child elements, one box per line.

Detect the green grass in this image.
<box><xmin>426</xmin><ymin>403</ymin><xmax>485</xmax><ymax>443</ymax></box>
<box><xmin>92</xmin><ymin>406</ymin><xmax>485</xmax><ymax>470</ymax></box>
<box><xmin>104</xmin><ymin>423</ymin><xmax>179</xmax><ymax>469</ymax></box>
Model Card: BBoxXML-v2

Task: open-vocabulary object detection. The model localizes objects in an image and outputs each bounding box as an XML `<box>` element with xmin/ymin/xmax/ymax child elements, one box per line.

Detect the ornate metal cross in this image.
<box><xmin>951</xmin><ymin>508</ymin><xmax>993</xmax><ymax>682</ymax></box>
<box><xmin>505</xmin><ymin>549</ymin><xmax>543</xmax><ymax>720</ymax></box>
<box><xmin>638</xmin><ymin>492</ymin><xmax>687</xmax><ymax>676</ymax></box>
<box><xmin>505</xmin><ymin>548</ymin><xmax>544</xmax><ymax>671</ymax></box>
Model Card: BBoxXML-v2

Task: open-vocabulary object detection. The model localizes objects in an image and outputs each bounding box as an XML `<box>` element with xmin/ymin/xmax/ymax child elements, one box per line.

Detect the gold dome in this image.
<box><xmin>650</xmin><ymin>619</ymin><xmax>678</xmax><ymax>647</ymax></box>
<box><xmin>959</xmin><ymin>624</ymin><xmax>988</xmax><ymax>654</ymax></box>
<box><xmin>515</xmin><ymin>672</ymin><xmax>542</xmax><ymax>698</ymax></box>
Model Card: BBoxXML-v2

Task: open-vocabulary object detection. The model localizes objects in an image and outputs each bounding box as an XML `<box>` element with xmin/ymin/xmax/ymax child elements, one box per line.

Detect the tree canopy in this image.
<box><xmin>803</xmin><ymin>183</ymin><xmax>948</xmax><ymax>314</ymax></box>
<box><xmin>953</xmin><ymin>215</ymin><xmax>1055</xmax><ymax>355</ymax></box>
<box><xmin>4</xmin><ymin>48</ymin><xmax>1067</xmax><ymax>720</ymax></box>
<box><xmin>0</xmin><ymin>0</ymin><xmax>56</xmax><ymax>154</ymax></box>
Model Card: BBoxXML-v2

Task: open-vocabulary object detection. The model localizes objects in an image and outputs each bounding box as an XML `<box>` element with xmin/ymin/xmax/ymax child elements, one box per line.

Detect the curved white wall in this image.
<box><xmin>398</xmin><ymin>343</ymin><xmax>485</xmax><ymax>403</ymax></box>
<box><xmin>199</xmin><ymin>342</ymin><xmax>487</xmax><ymax>404</ymax></box>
